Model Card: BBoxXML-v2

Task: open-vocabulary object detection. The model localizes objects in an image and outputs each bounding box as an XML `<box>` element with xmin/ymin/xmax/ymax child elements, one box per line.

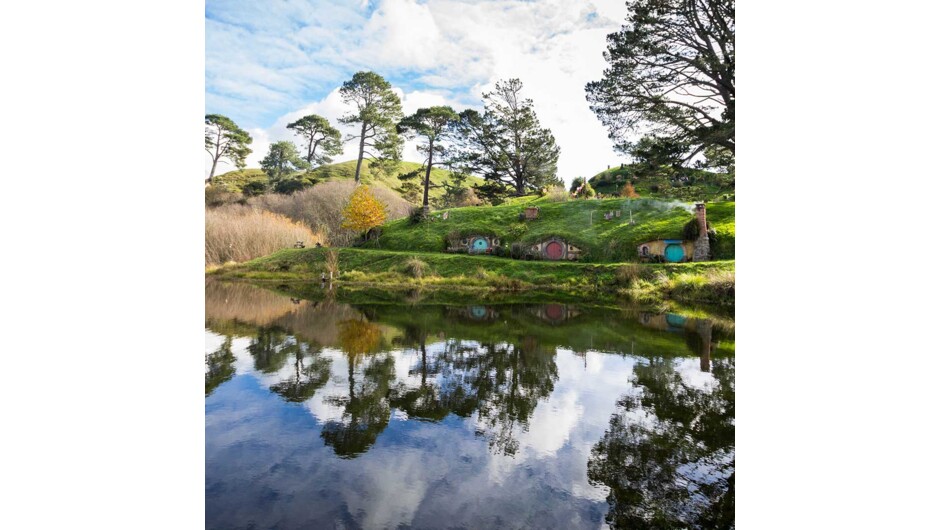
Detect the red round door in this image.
<box><xmin>545</xmin><ymin>303</ymin><xmax>564</xmax><ymax>321</ymax></box>
<box><xmin>545</xmin><ymin>241</ymin><xmax>565</xmax><ymax>260</ymax></box>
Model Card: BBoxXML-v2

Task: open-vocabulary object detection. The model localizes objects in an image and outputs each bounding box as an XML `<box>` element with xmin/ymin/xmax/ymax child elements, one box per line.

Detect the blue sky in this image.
<box><xmin>206</xmin><ymin>0</ymin><xmax>632</xmax><ymax>184</ymax></box>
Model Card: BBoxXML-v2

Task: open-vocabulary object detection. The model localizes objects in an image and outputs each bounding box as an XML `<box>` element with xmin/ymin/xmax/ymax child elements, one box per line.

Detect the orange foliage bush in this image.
<box><xmin>621</xmin><ymin>182</ymin><xmax>640</xmax><ymax>198</ymax></box>
<box><xmin>341</xmin><ymin>185</ymin><xmax>388</xmax><ymax>233</ymax></box>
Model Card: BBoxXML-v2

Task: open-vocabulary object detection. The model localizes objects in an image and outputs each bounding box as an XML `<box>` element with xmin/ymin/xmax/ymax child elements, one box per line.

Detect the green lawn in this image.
<box><xmin>588</xmin><ymin>164</ymin><xmax>734</xmax><ymax>202</ymax></box>
<box><xmin>372</xmin><ymin>196</ymin><xmax>735</xmax><ymax>262</ymax></box>
<box><xmin>213</xmin><ymin>247</ymin><xmax>735</xmax><ymax>307</ymax></box>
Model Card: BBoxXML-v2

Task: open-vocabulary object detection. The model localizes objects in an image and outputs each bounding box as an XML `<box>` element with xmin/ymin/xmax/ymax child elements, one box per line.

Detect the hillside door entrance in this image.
<box><xmin>545</xmin><ymin>241</ymin><xmax>565</xmax><ymax>260</ymax></box>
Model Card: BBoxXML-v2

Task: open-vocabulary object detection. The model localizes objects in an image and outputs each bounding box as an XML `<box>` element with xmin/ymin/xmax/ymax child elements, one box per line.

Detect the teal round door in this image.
<box><xmin>471</xmin><ymin>237</ymin><xmax>489</xmax><ymax>253</ymax></box>
<box><xmin>664</xmin><ymin>244</ymin><xmax>684</xmax><ymax>262</ymax></box>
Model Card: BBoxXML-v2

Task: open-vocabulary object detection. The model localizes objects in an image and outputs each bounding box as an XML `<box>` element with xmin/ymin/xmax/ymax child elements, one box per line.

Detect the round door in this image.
<box><xmin>544</xmin><ymin>241</ymin><xmax>565</xmax><ymax>260</ymax></box>
<box><xmin>544</xmin><ymin>304</ymin><xmax>565</xmax><ymax>321</ymax></box>
<box><xmin>664</xmin><ymin>244</ymin><xmax>685</xmax><ymax>262</ymax></box>
<box><xmin>665</xmin><ymin>313</ymin><xmax>688</xmax><ymax>328</ymax></box>
<box><xmin>470</xmin><ymin>237</ymin><xmax>489</xmax><ymax>253</ymax></box>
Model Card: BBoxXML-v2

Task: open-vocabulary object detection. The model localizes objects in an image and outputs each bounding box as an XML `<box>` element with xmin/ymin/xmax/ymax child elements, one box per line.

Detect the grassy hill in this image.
<box><xmin>371</xmin><ymin>195</ymin><xmax>734</xmax><ymax>263</ymax></box>
<box><xmin>211</xmin><ymin>168</ymin><xmax>268</xmax><ymax>193</ymax></box>
<box><xmin>307</xmin><ymin>159</ymin><xmax>485</xmax><ymax>200</ymax></box>
<box><xmin>212</xmin><ymin>160</ymin><xmax>484</xmax><ymax>202</ymax></box>
<box><xmin>589</xmin><ymin>164</ymin><xmax>734</xmax><ymax>202</ymax></box>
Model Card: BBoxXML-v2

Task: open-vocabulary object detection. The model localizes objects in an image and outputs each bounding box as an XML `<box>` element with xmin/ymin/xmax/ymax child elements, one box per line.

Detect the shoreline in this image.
<box><xmin>209</xmin><ymin>247</ymin><xmax>735</xmax><ymax>308</ymax></box>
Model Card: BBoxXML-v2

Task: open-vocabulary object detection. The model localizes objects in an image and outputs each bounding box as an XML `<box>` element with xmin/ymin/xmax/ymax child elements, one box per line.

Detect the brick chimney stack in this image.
<box><xmin>695</xmin><ymin>203</ymin><xmax>707</xmax><ymax>237</ymax></box>
<box><xmin>692</xmin><ymin>203</ymin><xmax>710</xmax><ymax>261</ymax></box>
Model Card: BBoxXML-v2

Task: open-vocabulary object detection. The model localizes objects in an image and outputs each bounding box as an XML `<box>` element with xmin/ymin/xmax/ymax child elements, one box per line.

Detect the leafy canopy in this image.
<box><xmin>397</xmin><ymin>106</ymin><xmax>461</xmax><ymax>211</ymax></box>
<box><xmin>287</xmin><ymin>114</ymin><xmax>343</xmax><ymax>166</ymax></box>
<box><xmin>339</xmin><ymin>71</ymin><xmax>404</xmax><ymax>182</ymax></box>
<box><xmin>205</xmin><ymin>114</ymin><xmax>252</xmax><ymax>181</ymax></box>
<box><xmin>341</xmin><ymin>185</ymin><xmax>388</xmax><ymax>233</ymax></box>
<box><xmin>260</xmin><ymin>141</ymin><xmax>309</xmax><ymax>182</ymax></box>
<box><xmin>452</xmin><ymin>78</ymin><xmax>561</xmax><ymax>197</ymax></box>
<box><xmin>586</xmin><ymin>0</ymin><xmax>734</xmax><ymax>169</ymax></box>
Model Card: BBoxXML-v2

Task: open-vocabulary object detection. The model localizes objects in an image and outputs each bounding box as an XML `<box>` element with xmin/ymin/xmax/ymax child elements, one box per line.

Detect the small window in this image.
<box><xmin>641</xmin><ymin>246</ymin><xmax>649</xmax><ymax>256</ymax></box>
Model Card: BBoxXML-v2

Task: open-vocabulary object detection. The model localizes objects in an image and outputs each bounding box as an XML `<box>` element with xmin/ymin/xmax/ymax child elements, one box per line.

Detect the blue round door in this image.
<box><xmin>666</xmin><ymin>313</ymin><xmax>688</xmax><ymax>328</ymax></box>
<box><xmin>471</xmin><ymin>237</ymin><xmax>489</xmax><ymax>253</ymax></box>
<box><xmin>664</xmin><ymin>244</ymin><xmax>684</xmax><ymax>262</ymax></box>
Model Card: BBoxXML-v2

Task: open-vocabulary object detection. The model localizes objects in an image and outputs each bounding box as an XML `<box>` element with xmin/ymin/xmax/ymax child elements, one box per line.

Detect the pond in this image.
<box><xmin>205</xmin><ymin>281</ymin><xmax>735</xmax><ymax>529</ymax></box>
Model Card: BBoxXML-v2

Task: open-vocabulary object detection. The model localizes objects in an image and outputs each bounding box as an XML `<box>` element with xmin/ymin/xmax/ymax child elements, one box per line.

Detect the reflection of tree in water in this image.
<box><xmin>588</xmin><ymin>356</ymin><xmax>735</xmax><ymax>529</ymax></box>
<box><xmin>390</xmin><ymin>332</ymin><xmax>559</xmax><ymax>456</ymax></box>
<box><xmin>389</xmin><ymin>325</ymin><xmax>449</xmax><ymax>421</ymax></box>
<box><xmin>247</xmin><ymin>326</ymin><xmax>295</xmax><ymax>373</ymax></box>
<box><xmin>269</xmin><ymin>344</ymin><xmax>332</xmax><ymax>403</ymax></box>
<box><xmin>320</xmin><ymin>319</ymin><xmax>396</xmax><ymax>458</ymax></box>
<box><xmin>205</xmin><ymin>336</ymin><xmax>236</xmax><ymax>396</ymax></box>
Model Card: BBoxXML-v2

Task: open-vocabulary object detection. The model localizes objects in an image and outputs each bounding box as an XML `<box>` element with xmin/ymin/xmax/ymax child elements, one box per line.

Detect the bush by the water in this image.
<box><xmin>403</xmin><ymin>256</ymin><xmax>429</xmax><ymax>279</ymax></box>
<box><xmin>205</xmin><ymin>205</ymin><xmax>321</xmax><ymax>266</ymax></box>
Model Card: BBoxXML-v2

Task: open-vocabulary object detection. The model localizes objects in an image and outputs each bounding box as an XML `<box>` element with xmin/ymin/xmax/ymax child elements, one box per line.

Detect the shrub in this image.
<box><xmin>248</xmin><ymin>180</ymin><xmax>411</xmax><ymax>247</ymax></box>
<box><xmin>615</xmin><ymin>264</ymin><xmax>653</xmax><ymax>286</ymax></box>
<box><xmin>273</xmin><ymin>177</ymin><xmax>314</xmax><ymax>195</ymax></box>
<box><xmin>408</xmin><ymin>206</ymin><xmax>427</xmax><ymax>224</ymax></box>
<box><xmin>545</xmin><ymin>185</ymin><xmax>569</xmax><ymax>202</ymax></box>
<box><xmin>580</xmin><ymin>181</ymin><xmax>596</xmax><ymax>198</ymax></box>
<box><xmin>445</xmin><ymin>187</ymin><xmax>482</xmax><ymax>207</ymax></box>
<box><xmin>570</xmin><ymin>176</ymin><xmax>586</xmax><ymax>193</ymax></box>
<box><xmin>506</xmin><ymin>223</ymin><xmax>528</xmax><ymax>240</ymax></box>
<box><xmin>241</xmin><ymin>180</ymin><xmax>268</xmax><ymax>197</ymax></box>
<box><xmin>324</xmin><ymin>249</ymin><xmax>339</xmax><ymax>276</ymax></box>
<box><xmin>621</xmin><ymin>182</ymin><xmax>640</xmax><ymax>198</ymax></box>
<box><xmin>205</xmin><ymin>185</ymin><xmax>241</xmax><ymax>208</ymax></box>
<box><xmin>205</xmin><ymin>205</ymin><xmax>322</xmax><ymax>266</ymax></box>
<box><xmin>403</xmin><ymin>256</ymin><xmax>429</xmax><ymax>279</ymax></box>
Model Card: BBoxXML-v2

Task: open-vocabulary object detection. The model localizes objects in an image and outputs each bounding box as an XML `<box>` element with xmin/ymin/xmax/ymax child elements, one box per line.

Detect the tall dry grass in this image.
<box><xmin>249</xmin><ymin>180</ymin><xmax>411</xmax><ymax>247</ymax></box>
<box><xmin>205</xmin><ymin>205</ymin><xmax>322</xmax><ymax>266</ymax></box>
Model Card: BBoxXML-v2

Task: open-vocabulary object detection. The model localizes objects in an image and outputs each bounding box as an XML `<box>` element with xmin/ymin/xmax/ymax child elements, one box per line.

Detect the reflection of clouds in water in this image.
<box><xmin>482</xmin><ymin>350</ymin><xmax>636</xmax><ymax>502</ymax></box>
<box><xmin>519</xmin><ymin>389</ymin><xmax>582</xmax><ymax>456</ymax></box>
<box><xmin>204</xmin><ymin>330</ymin><xmax>226</xmax><ymax>356</ymax></box>
<box><xmin>675</xmin><ymin>357</ymin><xmax>717</xmax><ymax>390</ymax></box>
<box><xmin>206</xmin><ymin>305</ymin><xmax>731</xmax><ymax>529</ymax></box>
<box><xmin>230</xmin><ymin>336</ymin><xmax>257</xmax><ymax>376</ymax></box>
<box><xmin>304</xmin><ymin>350</ymin><xmax>351</xmax><ymax>424</ymax></box>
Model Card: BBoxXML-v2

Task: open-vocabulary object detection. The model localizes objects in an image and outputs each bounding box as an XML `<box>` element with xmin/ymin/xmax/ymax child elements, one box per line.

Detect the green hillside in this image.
<box><xmin>211</xmin><ymin>168</ymin><xmax>268</xmax><ymax>192</ymax></box>
<box><xmin>212</xmin><ymin>160</ymin><xmax>484</xmax><ymax>202</ymax></box>
<box><xmin>371</xmin><ymin>196</ymin><xmax>735</xmax><ymax>263</ymax></box>
<box><xmin>589</xmin><ymin>164</ymin><xmax>734</xmax><ymax>202</ymax></box>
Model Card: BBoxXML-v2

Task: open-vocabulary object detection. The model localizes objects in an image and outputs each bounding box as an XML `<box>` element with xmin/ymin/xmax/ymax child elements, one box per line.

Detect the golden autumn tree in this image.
<box><xmin>341</xmin><ymin>185</ymin><xmax>388</xmax><ymax>233</ymax></box>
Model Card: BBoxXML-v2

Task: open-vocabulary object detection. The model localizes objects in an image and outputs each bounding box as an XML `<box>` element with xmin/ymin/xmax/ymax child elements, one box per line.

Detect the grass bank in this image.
<box><xmin>211</xmin><ymin>247</ymin><xmax>735</xmax><ymax>307</ymax></box>
<box><xmin>369</xmin><ymin>197</ymin><xmax>734</xmax><ymax>262</ymax></box>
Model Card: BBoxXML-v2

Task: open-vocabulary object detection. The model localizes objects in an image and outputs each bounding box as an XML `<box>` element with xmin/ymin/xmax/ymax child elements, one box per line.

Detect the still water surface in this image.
<box><xmin>205</xmin><ymin>281</ymin><xmax>734</xmax><ymax>529</ymax></box>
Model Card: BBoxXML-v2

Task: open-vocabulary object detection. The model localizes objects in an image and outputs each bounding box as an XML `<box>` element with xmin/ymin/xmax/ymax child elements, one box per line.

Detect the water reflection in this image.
<box><xmin>205</xmin><ymin>280</ymin><xmax>734</xmax><ymax>529</ymax></box>
<box><xmin>588</xmin><ymin>356</ymin><xmax>735</xmax><ymax>529</ymax></box>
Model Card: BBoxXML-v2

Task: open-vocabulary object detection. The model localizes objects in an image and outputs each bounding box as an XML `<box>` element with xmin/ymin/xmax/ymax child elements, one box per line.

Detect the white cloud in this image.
<box><xmin>206</xmin><ymin>0</ymin><xmax>633</xmax><ymax>184</ymax></box>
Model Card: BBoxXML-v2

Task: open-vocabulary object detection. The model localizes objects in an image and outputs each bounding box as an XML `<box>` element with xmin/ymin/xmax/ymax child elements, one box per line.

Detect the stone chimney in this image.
<box><xmin>692</xmin><ymin>202</ymin><xmax>710</xmax><ymax>261</ymax></box>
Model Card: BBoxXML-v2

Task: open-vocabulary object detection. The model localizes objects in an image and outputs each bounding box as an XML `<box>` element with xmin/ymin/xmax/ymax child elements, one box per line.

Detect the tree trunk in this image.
<box><xmin>207</xmin><ymin>157</ymin><xmax>218</xmax><ymax>185</ymax></box>
<box><xmin>422</xmin><ymin>140</ymin><xmax>433</xmax><ymax>217</ymax></box>
<box><xmin>354</xmin><ymin>122</ymin><xmax>367</xmax><ymax>184</ymax></box>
